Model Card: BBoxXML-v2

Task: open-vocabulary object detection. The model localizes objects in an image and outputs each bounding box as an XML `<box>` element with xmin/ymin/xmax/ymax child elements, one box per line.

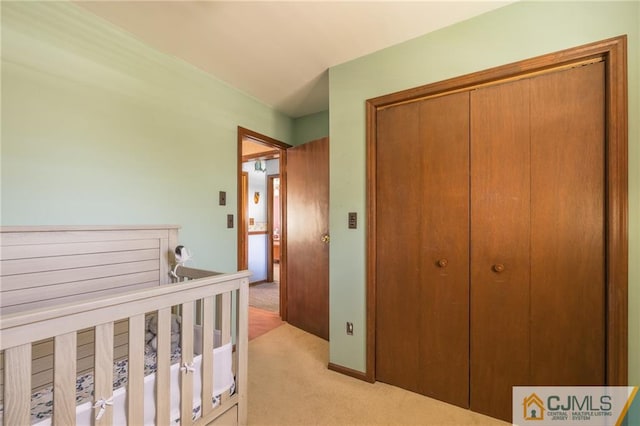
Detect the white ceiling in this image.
<box><xmin>75</xmin><ymin>1</ymin><xmax>513</xmax><ymax>118</ymax></box>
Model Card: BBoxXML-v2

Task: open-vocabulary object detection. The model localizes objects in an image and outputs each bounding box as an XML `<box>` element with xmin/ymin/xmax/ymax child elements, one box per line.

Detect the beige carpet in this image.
<box><xmin>248</xmin><ymin>324</ymin><xmax>509</xmax><ymax>425</ymax></box>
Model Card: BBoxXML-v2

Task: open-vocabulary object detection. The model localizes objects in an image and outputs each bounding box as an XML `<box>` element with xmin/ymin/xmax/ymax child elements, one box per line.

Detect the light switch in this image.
<box><xmin>348</xmin><ymin>212</ymin><xmax>357</xmax><ymax>229</ymax></box>
<box><xmin>219</xmin><ymin>191</ymin><xmax>226</xmax><ymax>206</ymax></box>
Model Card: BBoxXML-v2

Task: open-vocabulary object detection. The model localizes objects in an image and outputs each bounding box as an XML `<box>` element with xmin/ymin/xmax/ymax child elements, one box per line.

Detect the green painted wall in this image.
<box><xmin>292</xmin><ymin>109</ymin><xmax>329</xmax><ymax>145</ymax></box>
<box><xmin>1</xmin><ymin>2</ymin><xmax>293</xmax><ymax>272</ymax></box>
<box><xmin>328</xmin><ymin>0</ymin><xmax>640</xmax><ymax>392</ymax></box>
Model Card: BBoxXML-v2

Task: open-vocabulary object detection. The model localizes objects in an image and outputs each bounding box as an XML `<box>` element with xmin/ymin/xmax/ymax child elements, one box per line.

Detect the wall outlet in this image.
<box><xmin>346</xmin><ymin>322</ymin><xmax>354</xmax><ymax>335</ymax></box>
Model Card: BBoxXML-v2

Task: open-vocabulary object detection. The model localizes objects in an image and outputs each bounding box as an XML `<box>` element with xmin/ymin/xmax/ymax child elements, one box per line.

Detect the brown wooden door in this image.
<box><xmin>286</xmin><ymin>137</ymin><xmax>329</xmax><ymax>340</ymax></box>
<box><xmin>376</xmin><ymin>101</ymin><xmax>422</xmax><ymax>392</ymax></box>
<box><xmin>470</xmin><ymin>79</ymin><xmax>532</xmax><ymax>421</ymax></box>
<box><xmin>528</xmin><ymin>62</ymin><xmax>606</xmax><ymax>386</ymax></box>
<box><xmin>470</xmin><ymin>63</ymin><xmax>606</xmax><ymax>421</ymax></box>
<box><xmin>376</xmin><ymin>92</ymin><xmax>470</xmax><ymax>408</ymax></box>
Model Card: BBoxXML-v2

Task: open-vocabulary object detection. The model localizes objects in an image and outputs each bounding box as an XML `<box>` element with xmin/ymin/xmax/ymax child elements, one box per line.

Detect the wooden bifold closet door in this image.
<box><xmin>376</xmin><ymin>91</ymin><xmax>470</xmax><ymax>408</ymax></box>
<box><xmin>375</xmin><ymin>61</ymin><xmax>606</xmax><ymax>422</ymax></box>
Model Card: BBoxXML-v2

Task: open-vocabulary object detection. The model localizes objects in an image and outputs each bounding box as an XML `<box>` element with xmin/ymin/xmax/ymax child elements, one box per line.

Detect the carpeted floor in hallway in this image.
<box><xmin>247</xmin><ymin>324</ymin><xmax>510</xmax><ymax>425</ymax></box>
<box><xmin>248</xmin><ymin>265</ymin><xmax>282</xmax><ymax>340</ymax></box>
<box><xmin>249</xmin><ymin>281</ymin><xmax>279</xmax><ymax>312</ymax></box>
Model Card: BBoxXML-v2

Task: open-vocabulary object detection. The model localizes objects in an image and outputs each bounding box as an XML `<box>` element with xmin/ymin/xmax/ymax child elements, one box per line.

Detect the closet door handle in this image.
<box><xmin>492</xmin><ymin>263</ymin><xmax>505</xmax><ymax>273</ymax></box>
<box><xmin>437</xmin><ymin>258</ymin><xmax>448</xmax><ymax>268</ymax></box>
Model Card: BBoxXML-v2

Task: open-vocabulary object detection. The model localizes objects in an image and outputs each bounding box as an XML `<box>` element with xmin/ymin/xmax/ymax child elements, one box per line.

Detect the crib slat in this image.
<box><xmin>201</xmin><ymin>296</ymin><xmax>214</xmax><ymax>418</ymax></box>
<box><xmin>221</xmin><ymin>292</ymin><xmax>231</xmax><ymax>346</ymax></box>
<box><xmin>156</xmin><ymin>307</ymin><xmax>171</xmax><ymax>425</ymax></box>
<box><xmin>1</xmin><ymin>248</ymin><xmax>159</xmax><ymax>276</ymax></box>
<box><xmin>2</xmin><ymin>273</ymin><xmax>157</xmax><ymax>313</ymax></box>
<box><xmin>219</xmin><ymin>291</ymin><xmax>231</xmax><ymax>405</ymax></box>
<box><xmin>181</xmin><ymin>301</ymin><xmax>194</xmax><ymax>424</ymax></box>
<box><xmin>237</xmin><ymin>278</ymin><xmax>249</xmax><ymax>425</ymax></box>
<box><xmin>1</xmin><ymin>260</ymin><xmax>160</xmax><ymax>291</ymax></box>
<box><xmin>127</xmin><ymin>314</ymin><xmax>145</xmax><ymax>425</ymax></box>
<box><xmin>4</xmin><ymin>344</ymin><xmax>31</xmax><ymax>425</ymax></box>
<box><xmin>94</xmin><ymin>322</ymin><xmax>114</xmax><ymax>425</ymax></box>
<box><xmin>54</xmin><ymin>332</ymin><xmax>77</xmax><ymax>425</ymax></box>
<box><xmin>0</xmin><ymin>238</ymin><xmax>160</xmax><ymax>260</ymax></box>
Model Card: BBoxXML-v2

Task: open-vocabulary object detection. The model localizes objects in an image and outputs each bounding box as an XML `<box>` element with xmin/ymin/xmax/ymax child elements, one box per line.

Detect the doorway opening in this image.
<box><xmin>237</xmin><ymin>127</ymin><xmax>290</xmax><ymax>327</ymax></box>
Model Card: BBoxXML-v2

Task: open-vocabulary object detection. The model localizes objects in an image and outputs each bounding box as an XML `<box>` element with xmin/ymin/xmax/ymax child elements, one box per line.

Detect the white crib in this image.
<box><xmin>0</xmin><ymin>225</ymin><xmax>249</xmax><ymax>425</ymax></box>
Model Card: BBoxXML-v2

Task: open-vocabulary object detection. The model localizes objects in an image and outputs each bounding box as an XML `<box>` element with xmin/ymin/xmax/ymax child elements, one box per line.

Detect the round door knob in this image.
<box><xmin>437</xmin><ymin>259</ymin><xmax>448</xmax><ymax>268</ymax></box>
<box><xmin>493</xmin><ymin>263</ymin><xmax>505</xmax><ymax>273</ymax></box>
<box><xmin>321</xmin><ymin>234</ymin><xmax>330</xmax><ymax>244</ymax></box>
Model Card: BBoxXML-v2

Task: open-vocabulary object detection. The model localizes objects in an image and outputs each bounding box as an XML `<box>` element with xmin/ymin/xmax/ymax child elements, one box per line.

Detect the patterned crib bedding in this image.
<box><xmin>0</xmin><ymin>346</ymin><xmax>182</xmax><ymax>424</ymax></box>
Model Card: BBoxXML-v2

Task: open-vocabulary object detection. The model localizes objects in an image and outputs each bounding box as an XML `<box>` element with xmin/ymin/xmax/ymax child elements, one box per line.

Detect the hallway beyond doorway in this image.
<box><xmin>249</xmin><ymin>264</ymin><xmax>279</xmax><ymax>312</ymax></box>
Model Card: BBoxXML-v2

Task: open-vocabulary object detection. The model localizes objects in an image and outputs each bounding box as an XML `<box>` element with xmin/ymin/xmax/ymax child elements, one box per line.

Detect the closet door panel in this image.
<box><xmin>375</xmin><ymin>102</ymin><xmax>422</xmax><ymax>392</ymax></box>
<box><xmin>529</xmin><ymin>63</ymin><xmax>606</xmax><ymax>385</ymax></box>
<box><xmin>417</xmin><ymin>92</ymin><xmax>470</xmax><ymax>407</ymax></box>
<box><xmin>470</xmin><ymin>80</ymin><xmax>531</xmax><ymax>422</ymax></box>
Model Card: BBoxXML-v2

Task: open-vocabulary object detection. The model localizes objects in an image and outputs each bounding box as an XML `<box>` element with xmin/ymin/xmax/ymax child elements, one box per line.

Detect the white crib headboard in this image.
<box><xmin>0</xmin><ymin>225</ymin><xmax>179</xmax><ymax>315</ymax></box>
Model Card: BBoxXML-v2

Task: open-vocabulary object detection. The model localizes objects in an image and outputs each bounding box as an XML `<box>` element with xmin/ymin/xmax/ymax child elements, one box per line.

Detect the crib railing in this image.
<box><xmin>0</xmin><ymin>269</ymin><xmax>250</xmax><ymax>425</ymax></box>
